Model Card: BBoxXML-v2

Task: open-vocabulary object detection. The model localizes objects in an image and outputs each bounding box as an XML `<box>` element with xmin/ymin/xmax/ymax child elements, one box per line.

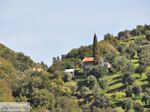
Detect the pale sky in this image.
<box><xmin>0</xmin><ymin>0</ymin><xmax>150</xmax><ymax>66</ymax></box>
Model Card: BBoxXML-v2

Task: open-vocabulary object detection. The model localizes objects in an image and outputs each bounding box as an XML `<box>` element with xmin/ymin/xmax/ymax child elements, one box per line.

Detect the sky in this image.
<box><xmin>0</xmin><ymin>0</ymin><xmax>150</xmax><ymax>66</ymax></box>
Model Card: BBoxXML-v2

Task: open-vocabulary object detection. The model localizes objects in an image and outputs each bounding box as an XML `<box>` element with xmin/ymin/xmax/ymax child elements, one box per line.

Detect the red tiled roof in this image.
<box><xmin>82</xmin><ymin>57</ymin><xmax>94</xmax><ymax>62</ymax></box>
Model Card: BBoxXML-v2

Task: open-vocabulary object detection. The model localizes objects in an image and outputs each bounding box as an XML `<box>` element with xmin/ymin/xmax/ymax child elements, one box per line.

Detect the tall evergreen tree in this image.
<box><xmin>93</xmin><ymin>34</ymin><xmax>100</xmax><ymax>65</ymax></box>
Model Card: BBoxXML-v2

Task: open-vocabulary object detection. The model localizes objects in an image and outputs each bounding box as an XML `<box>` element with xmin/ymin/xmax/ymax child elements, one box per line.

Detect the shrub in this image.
<box><xmin>147</xmin><ymin>72</ymin><xmax>150</xmax><ymax>84</ymax></box>
<box><xmin>85</xmin><ymin>75</ymin><xmax>97</xmax><ymax>89</ymax></box>
<box><xmin>121</xmin><ymin>99</ymin><xmax>133</xmax><ymax>112</ymax></box>
<box><xmin>135</xmin><ymin>65</ymin><xmax>146</xmax><ymax>76</ymax></box>
<box><xmin>89</xmin><ymin>65</ymin><xmax>108</xmax><ymax>79</ymax></box>
<box><xmin>56</xmin><ymin>96</ymin><xmax>82</xmax><ymax>112</ymax></box>
<box><xmin>146</xmin><ymin>33</ymin><xmax>150</xmax><ymax>41</ymax></box>
<box><xmin>125</xmin><ymin>86</ymin><xmax>133</xmax><ymax>97</ymax></box>
<box><xmin>121</xmin><ymin>73</ymin><xmax>135</xmax><ymax>87</ymax></box>
<box><xmin>93</xmin><ymin>93</ymin><xmax>110</xmax><ymax>108</ymax></box>
<box><xmin>64</xmin><ymin>73</ymin><xmax>73</xmax><ymax>82</ymax></box>
<box><xmin>79</xmin><ymin>86</ymin><xmax>91</xmax><ymax>97</ymax></box>
<box><xmin>133</xmin><ymin>102</ymin><xmax>144</xmax><ymax>112</ymax></box>
<box><xmin>98</xmin><ymin>78</ymin><xmax>108</xmax><ymax>90</ymax></box>
<box><xmin>132</xmin><ymin>86</ymin><xmax>142</xmax><ymax>97</ymax></box>
<box><xmin>142</xmin><ymin>95</ymin><xmax>150</xmax><ymax>105</ymax></box>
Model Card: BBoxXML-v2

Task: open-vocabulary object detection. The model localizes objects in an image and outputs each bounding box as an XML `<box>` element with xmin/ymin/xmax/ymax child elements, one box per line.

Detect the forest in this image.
<box><xmin>1</xmin><ymin>24</ymin><xmax>150</xmax><ymax>112</ymax></box>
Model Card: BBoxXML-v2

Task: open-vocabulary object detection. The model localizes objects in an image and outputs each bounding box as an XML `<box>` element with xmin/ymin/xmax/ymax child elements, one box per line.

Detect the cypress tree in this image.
<box><xmin>93</xmin><ymin>34</ymin><xmax>100</xmax><ymax>65</ymax></box>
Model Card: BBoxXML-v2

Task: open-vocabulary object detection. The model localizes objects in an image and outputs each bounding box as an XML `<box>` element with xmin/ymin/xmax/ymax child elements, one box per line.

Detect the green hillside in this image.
<box><xmin>0</xmin><ymin>43</ymin><xmax>37</xmax><ymax>102</ymax></box>
<box><xmin>49</xmin><ymin>24</ymin><xmax>150</xmax><ymax>112</ymax></box>
<box><xmin>1</xmin><ymin>24</ymin><xmax>150</xmax><ymax>112</ymax></box>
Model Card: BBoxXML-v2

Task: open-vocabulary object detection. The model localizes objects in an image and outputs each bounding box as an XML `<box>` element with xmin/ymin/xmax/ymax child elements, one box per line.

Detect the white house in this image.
<box><xmin>64</xmin><ymin>69</ymin><xmax>75</xmax><ymax>77</ymax></box>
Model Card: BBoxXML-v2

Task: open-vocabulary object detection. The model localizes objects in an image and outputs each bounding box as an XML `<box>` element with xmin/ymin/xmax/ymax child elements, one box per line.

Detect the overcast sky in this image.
<box><xmin>0</xmin><ymin>0</ymin><xmax>150</xmax><ymax>66</ymax></box>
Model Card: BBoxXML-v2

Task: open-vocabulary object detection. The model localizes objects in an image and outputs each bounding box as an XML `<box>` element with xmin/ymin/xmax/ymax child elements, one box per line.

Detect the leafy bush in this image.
<box><xmin>93</xmin><ymin>93</ymin><xmax>110</xmax><ymax>109</ymax></box>
<box><xmin>133</xmin><ymin>102</ymin><xmax>144</xmax><ymax>112</ymax></box>
<box><xmin>121</xmin><ymin>99</ymin><xmax>133</xmax><ymax>112</ymax></box>
<box><xmin>98</xmin><ymin>78</ymin><xmax>108</xmax><ymax>90</ymax></box>
<box><xmin>64</xmin><ymin>72</ymin><xmax>73</xmax><ymax>82</ymax></box>
<box><xmin>146</xmin><ymin>33</ymin><xmax>150</xmax><ymax>41</ymax></box>
<box><xmin>88</xmin><ymin>65</ymin><xmax>108</xmax><ymax>79</ymax></box>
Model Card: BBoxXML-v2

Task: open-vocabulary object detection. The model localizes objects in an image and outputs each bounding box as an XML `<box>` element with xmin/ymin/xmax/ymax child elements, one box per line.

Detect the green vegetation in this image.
<box><xmin>1</xmin><ymin>24</ymin><xmax>150</xmax><ymax>112</ymax></box>
<box><xmin>93</xmin><ymin>34</ymin><xmax>100</xmax><ymax>65</ymax></box>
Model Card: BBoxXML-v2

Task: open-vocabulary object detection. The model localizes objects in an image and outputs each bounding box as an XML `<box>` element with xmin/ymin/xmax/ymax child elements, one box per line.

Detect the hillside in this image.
<box><xmin>0</xmin><ymin>24</ymin><xmax>150</xmax><ymax>112</ymax></box>
<box><xmin>0</xmin><ymin>43</ymin><xmax>37</xmax><ymax>101</ymax></box>
<box><xmin>0</xmin><ymin>43</ymin><xmax>82</xmax><ymax>112</ymax></box>
<box><xmin>49</xmin><ymin>24</ymin><xmax>150</xmax><ymax>112</ymax></box>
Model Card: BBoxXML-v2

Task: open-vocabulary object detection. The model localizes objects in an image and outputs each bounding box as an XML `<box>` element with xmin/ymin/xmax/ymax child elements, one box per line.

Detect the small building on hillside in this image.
<box><xmin>82</xmin><ymin>57</ymin><xmax>112</xmax><ymax>75</ymax></box>
<box><xmin>64</xmin><ymin>69</ymin><xmax>75</xmax><ymax>77</ymax></box>
<box><xmin>82</xmin><ymin>57</ymin><xmax>94</xmax><ymax>75</ymax></box>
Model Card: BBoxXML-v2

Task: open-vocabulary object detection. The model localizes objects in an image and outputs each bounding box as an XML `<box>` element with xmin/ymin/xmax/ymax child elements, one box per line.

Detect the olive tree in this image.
<box><xmin>135</xmin><ymin>65</ymin><xmax>146</xmax><ymax>76</ymax></box>
<box><xmin>121</xmin><ymin>99</ymin><xmax>133</xmax><ymax>112</ymax></box>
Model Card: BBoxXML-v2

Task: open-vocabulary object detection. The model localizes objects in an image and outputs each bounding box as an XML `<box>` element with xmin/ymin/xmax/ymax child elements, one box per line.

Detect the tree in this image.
<box><xmin>118</xmin><ymin>31</ymin><xmax>125</xmax><ymax>40</ymax></box>
<box><xmin>104</xmin><ymin>33</ymin><xmax>113</xmax><ymax>40</ymax></box>
<box><xmin>112</xmin><ymin>56</ymin><xmax>127</xmax><ymax>72</ymax></box>
<box><xmin>98</xmin><ymin>78</ymin><xmax>108</xmax><ymax>90</ymax></box>
<box><xmin>93</xmin><ymin>34</ymin><xmax>100</xmax><ymax>65</ymax></box>
<box><xmin>79</xmin><ymin>86</ymin><xmax>91</xmax><ymax>97</ymax></box>
<box><xmin>56</xmin><ymin>96</ymin><xmax>82</xmax><ymax>112</ymax></box>
<box><xmin>30</xmin><ymin>88</ymin><xmax>55</xmax><ymax>110</ymax></box>
<box><xmin>142</xmin><ymin>95</ymin><xmax>150</xmax><ymax>105</ymax></box>
<box><xmin>122</xmin><ymin>73</ymin><xmax>134</xmax><ymax>87</ymax></box>
<box><xmin>126</xmin><ymin>47</ymin><xmax>136</xmax><ymax>62</ymax></box>
<box><xmin>122</xmin><ymin>63</ymin><xmax>135</xmax><ymax>74</ymax></box>
<box><xmin>146</xmin><ymin>33</ymin><xmax>150</xmax><ymax>41</ymax></box>
<box><xmin>64</xmin><ymin>72</ymin><xmax>73</xmax><ymax>82</ymax></box>
<box><xmin>137</xmin><ymin>46</ymin><xmax>150</xmax><ymax>66</ymax></box>
<box><xmin>147</xmin><ymin>72</ymin><xmax>150</xmax><ymax>84</ymax></box>
<box><xmin>139</xmin><ymin>57</ymin><xmax>150</xmax><ymax>66</ymax></box>
<box><xmin>142</xmin><ymin>88</ymin><xmax>150</xmax><ymax>105</ymax></box>
<box><xmin>117</xmin><ymin>45</ymin><xmax>126</xmax><ymax>53</ymax></box>
<box><xmin>89</xmin><ymin>65</ymin><xmax>108</xmax><ymax>79</ymax></box>
<box><xmin>135</xmin><ymin>65</ymin><xmax>146</xmax><ymax>76</ymax></box>
<box><xmin>93</xmin><ymin>93</ymin><xmax>110</xmax><ymax>109</ymax></box>
<box><xmin>125</xmin><ymin>86</ymin><xmax>133</xmax><ymax>97</ymax></box>
<box><xmin>52</xmin><ymin>57</ymin><xmax>57</xmax><ymax>64</ymax></box>
<box><xmin>40</xmin><ymin>61</ymin><xmax>48</xmax><ymax>70</ymax></box>
<box><xmin>136</xmin><ymin>25</ymin><xmax>145</xmax><ymax>34</ymax></box>
<box><xmin>122</xmin><ymin>99</ymin><xmax>133</xmax><ymax>112</ymax></box>
<box><xmin>117</xmin><ymin>30</ymin><xmax>131</xmax><ymax>40</ymax></box>
<box><xmin>131</xmin><ymin>29</ymin><xmax>142</xmax><ymax>36</ymax></box>
<box><xmin>132</xmin><ymin>86</ymin><xmax>142</xmax><ymax>97</ymax></box>
<box><xmin>93</xmin><ymin>107</ymin><xmax>115</xmax><ymax>112</ymax></box>
<box><xmin>133</xmin><ymin>102</ymin><xmax>144</xmax><ymax>112</ymax></box>
<box><xmin>85</xmin><ymin>75</ymin><xmax>97</xmax><ymax>89</ymax></box>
